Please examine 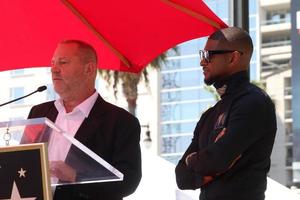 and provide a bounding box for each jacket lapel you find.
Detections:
[45,103,58,123]
[74,95,107,146]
